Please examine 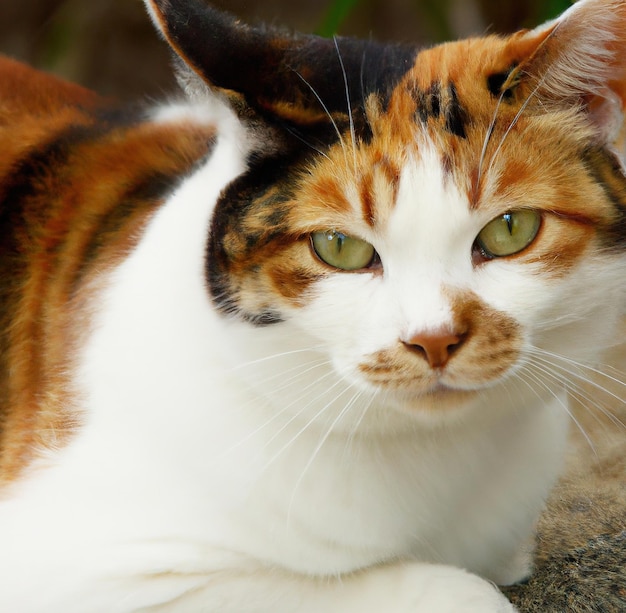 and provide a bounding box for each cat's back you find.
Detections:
[0,56,217,483]
[0,55,102,174]
[0,55,100,119]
